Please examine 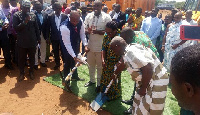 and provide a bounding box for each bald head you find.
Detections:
[70,10,81,26]
[120,27,135,44]
[70,10,81,18]
[174,12,182,23]
[110,36,127,56]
